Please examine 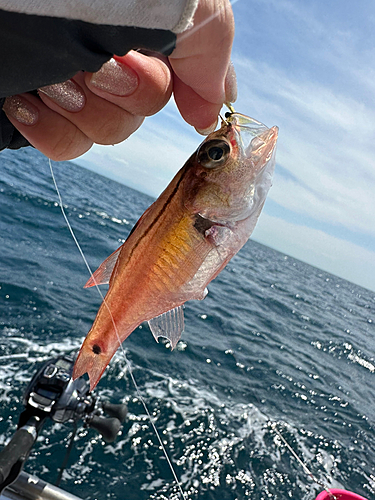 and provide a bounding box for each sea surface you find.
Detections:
[0,147,374,500]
